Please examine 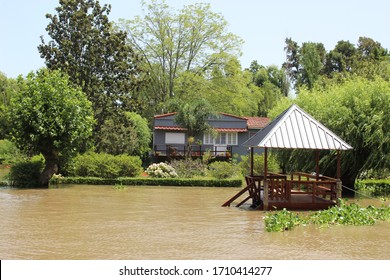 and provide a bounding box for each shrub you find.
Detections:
[9,158,44,188]
[146,162,178,178]
[208,161,239,179]
[170,159,207,178]
[355,179,390,197]
[0,139,24,164]
[66,152,142,178]
[239,153,280,176]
